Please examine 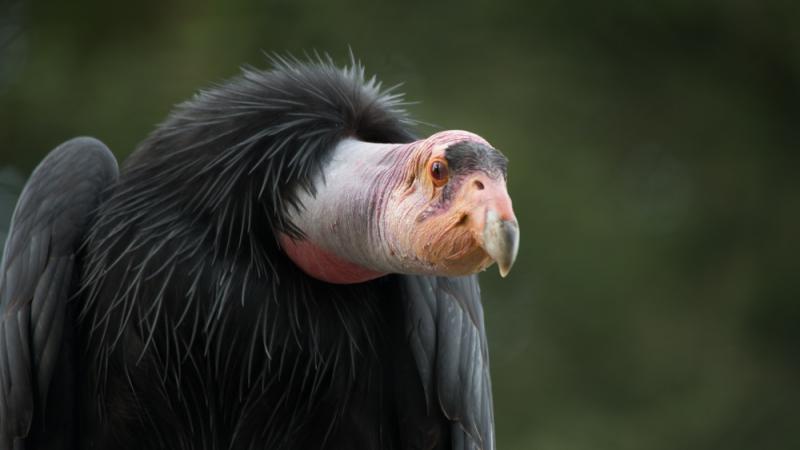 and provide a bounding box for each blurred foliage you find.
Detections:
[1,0,800,449]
